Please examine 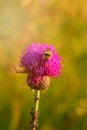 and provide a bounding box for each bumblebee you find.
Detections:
[43,50,52,60]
